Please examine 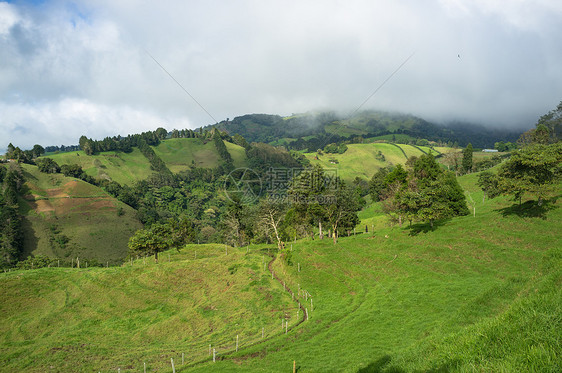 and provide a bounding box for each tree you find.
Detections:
[79,136,95,155]
[477,171,501,201]
[442,149,462,174]
[369,167,390,202]
[286,165,361,242]
[393,153,469,229]
[462,143,473,174]
[324,182,361,242]
[257,197,287,250]
[31,144,45,158]
[155,127,168,140]
[128,224,172,262]
[60,164,84,178]
[484,143,562,206]
[536,100,562,142]
[36,158,60,173]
